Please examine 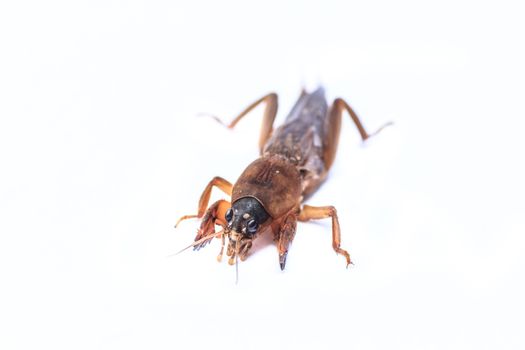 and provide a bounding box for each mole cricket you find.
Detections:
[175,87,391,271]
